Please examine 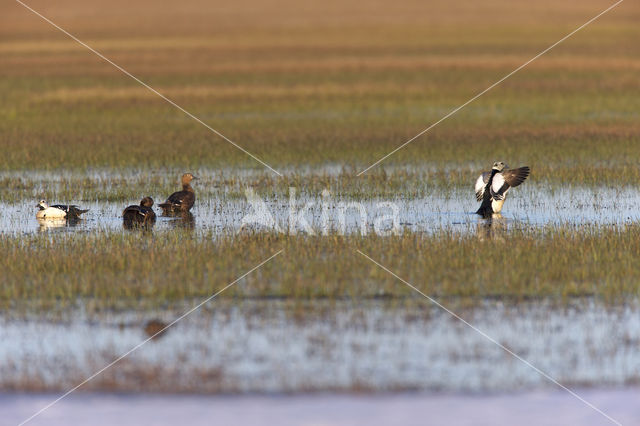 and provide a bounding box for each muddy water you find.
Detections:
[2,185,640,236]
